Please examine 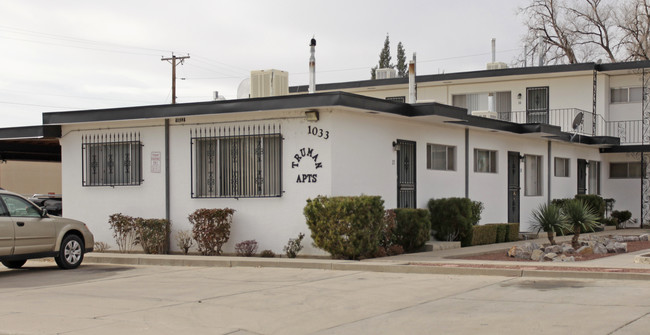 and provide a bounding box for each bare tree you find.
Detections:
[618,0,650,60]
[520,0,579,64]
[567,0,619,62]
